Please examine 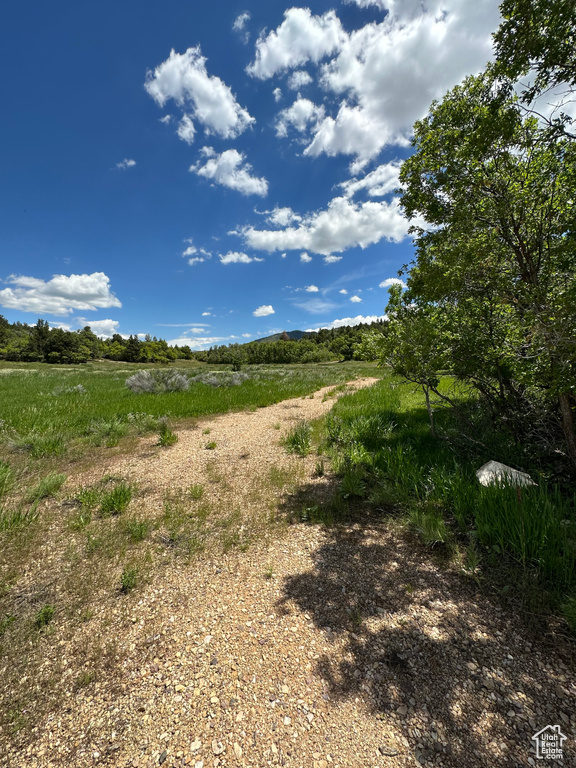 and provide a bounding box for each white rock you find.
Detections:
[476,461,536,488]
